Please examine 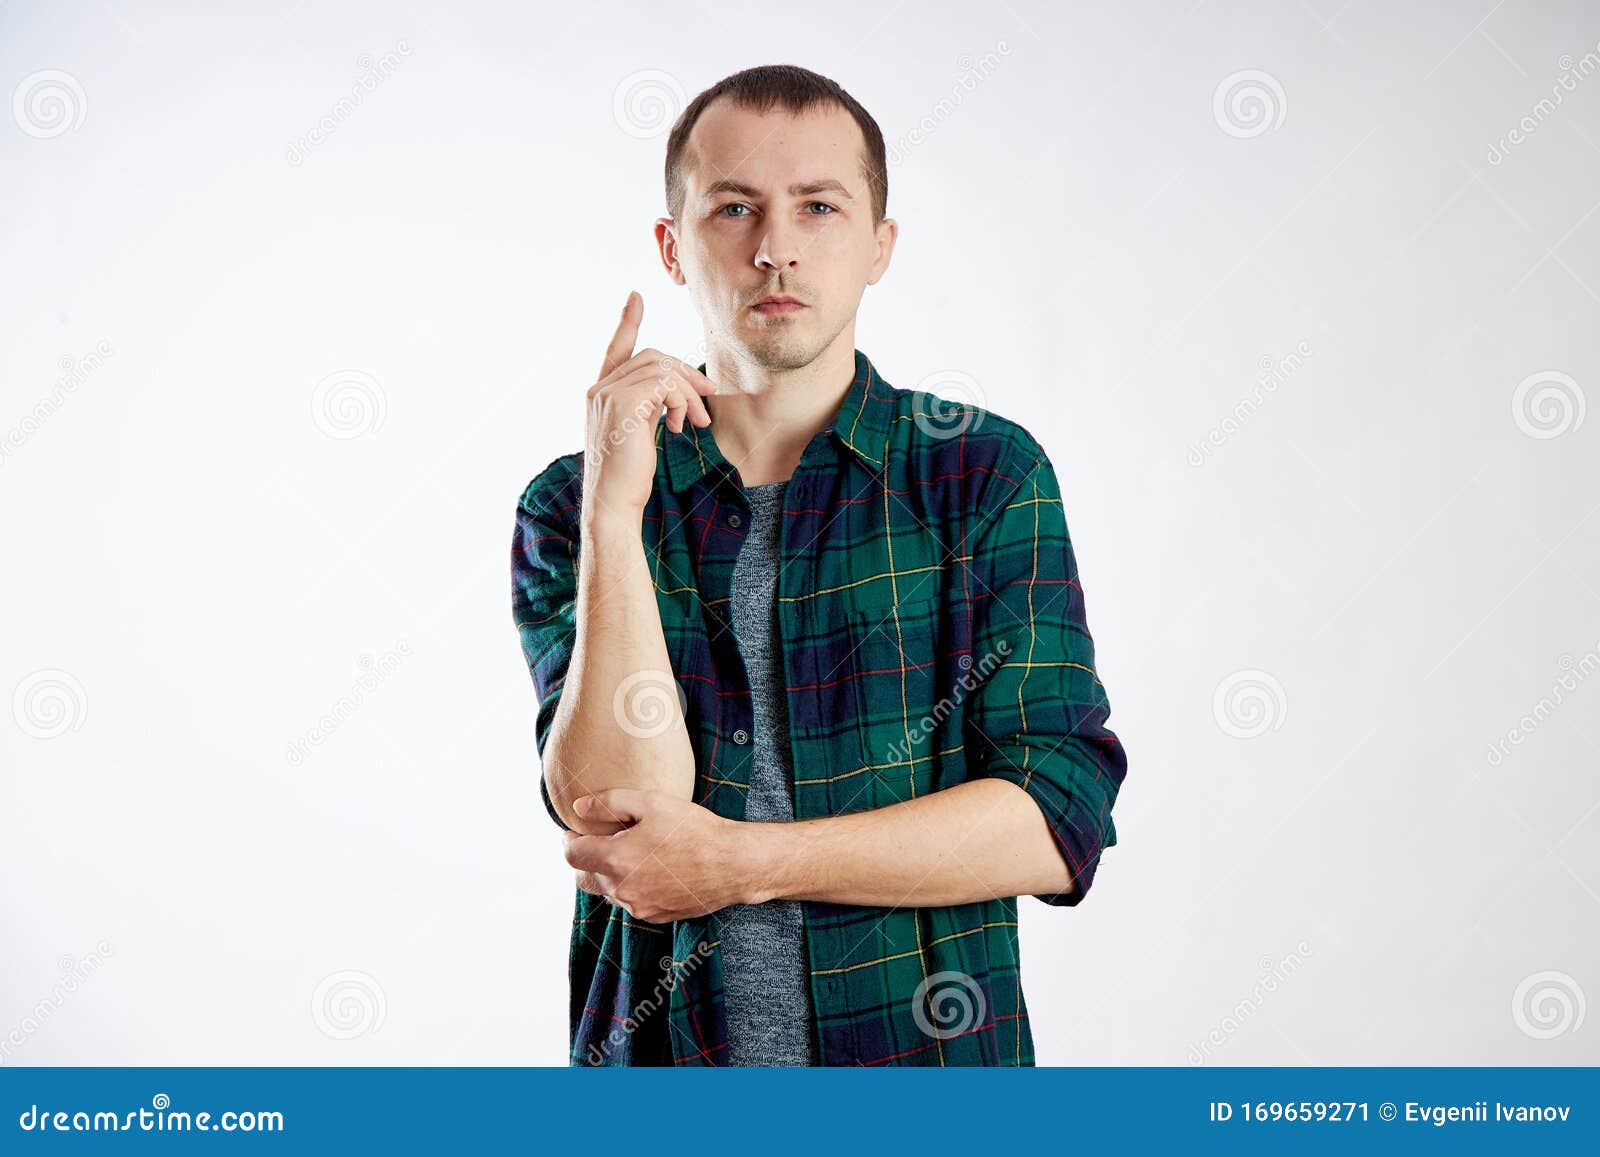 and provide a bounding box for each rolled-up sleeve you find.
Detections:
[510,457,584,832]
[961,443,1127,906]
